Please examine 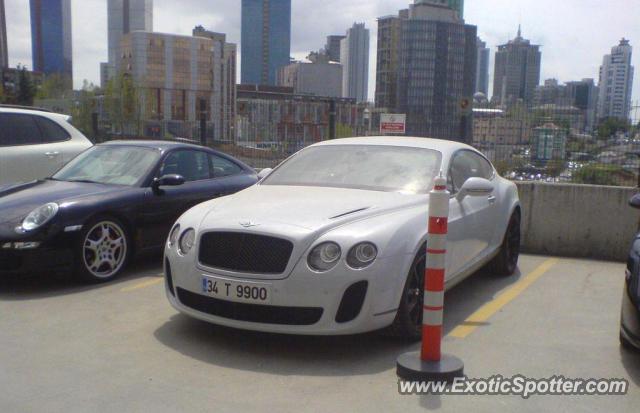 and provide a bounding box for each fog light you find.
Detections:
[13,242,41,250]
